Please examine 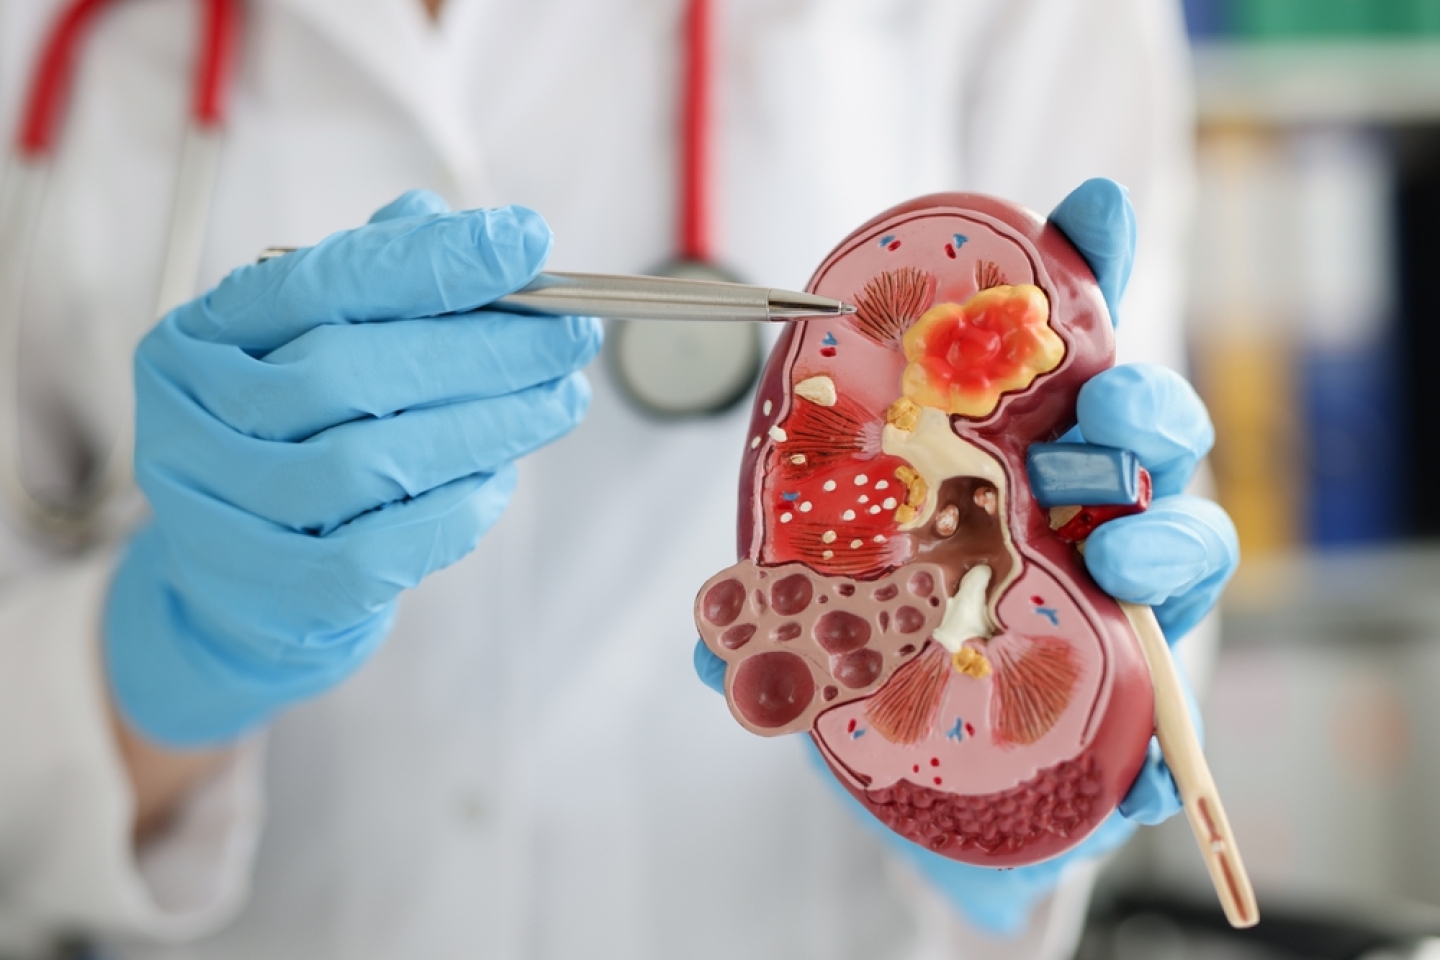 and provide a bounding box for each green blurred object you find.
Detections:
[1224,0,1440,37]
[1236,0,1368,37]
[1411,0,1440,33]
